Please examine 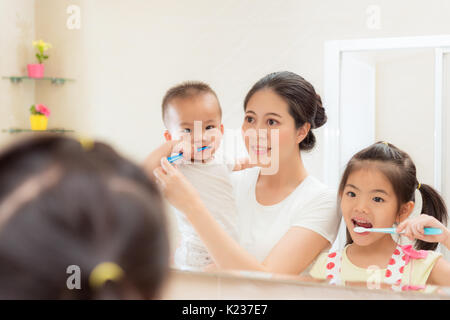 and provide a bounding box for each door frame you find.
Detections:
[323,35,450,192]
